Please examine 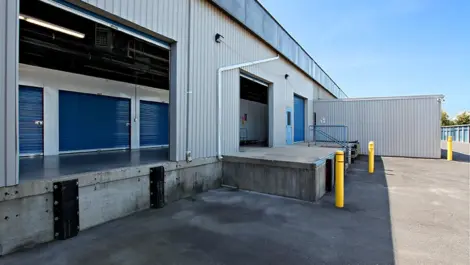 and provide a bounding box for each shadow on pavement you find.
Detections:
[441,149,470,163]
[320,155,396,264]
[2,155,397,265]
[441,141,470,163]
